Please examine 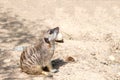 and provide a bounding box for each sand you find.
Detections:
[0,0,120,80]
